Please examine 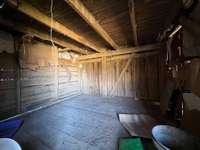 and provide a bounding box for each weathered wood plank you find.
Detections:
[0,16,88,54]
[80,55,160,101]
[78,43,163,60]
[7,0,103,52]
[129,0,139,46]
[66,0,119,49]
